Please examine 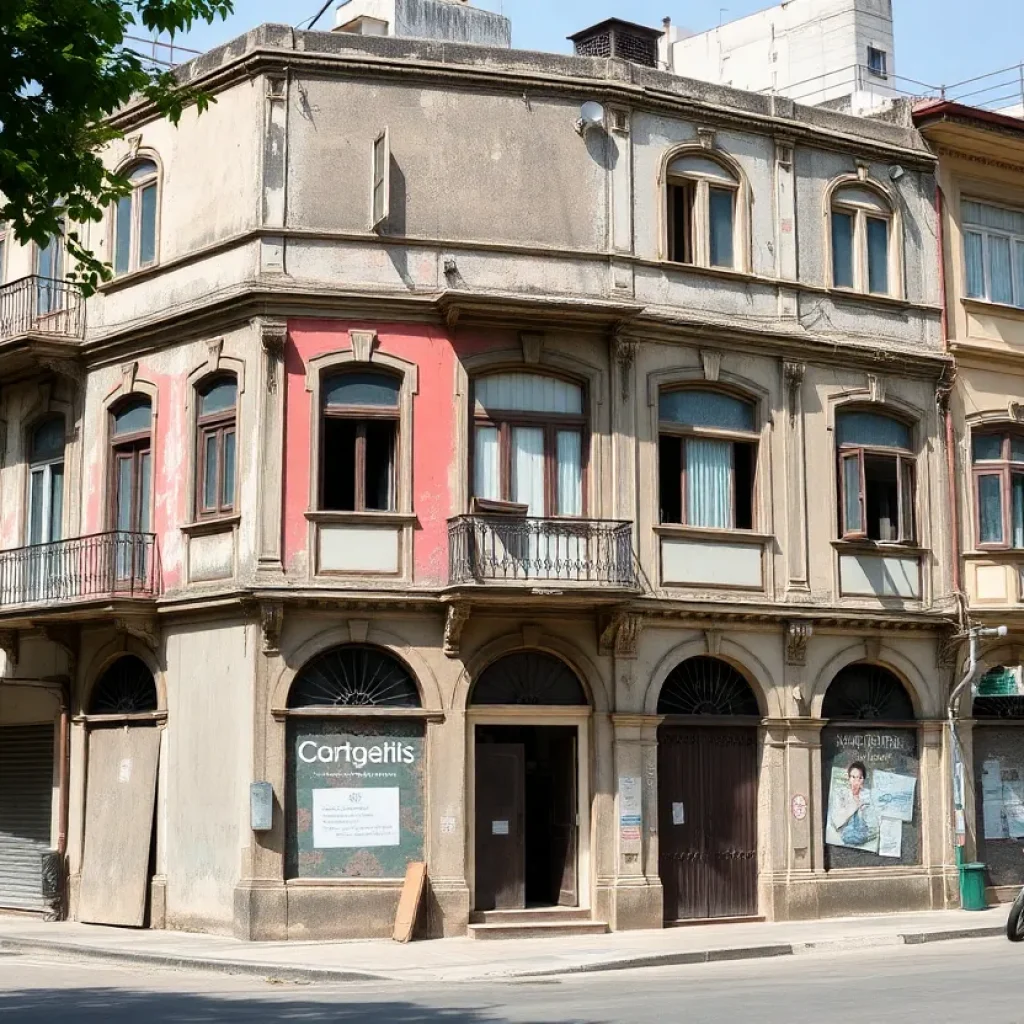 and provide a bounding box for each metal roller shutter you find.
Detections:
[0,725,55,912]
